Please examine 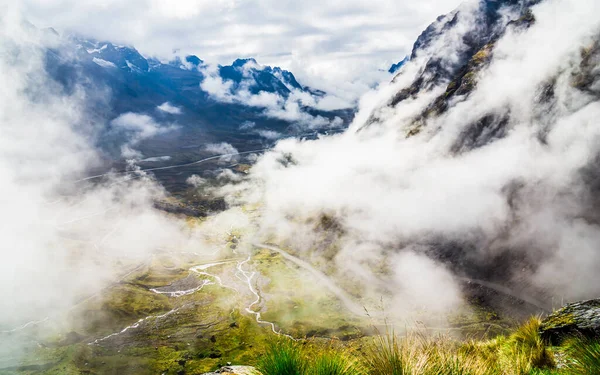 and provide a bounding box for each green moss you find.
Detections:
[445,81,458,97]
[541,312,575,331]
[472,47,491,65]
